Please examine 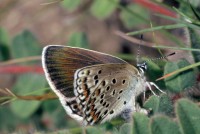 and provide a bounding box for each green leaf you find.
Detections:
[150,116,181,134]
[176,99,200,134]
[61,0,81,12]
[111,127,120,134]
[153,45,200,52]
[127,24,186,36]
[11,30,41,59]
[120,4,149,28]
[99,122,114,131]
[178,0,200,10]
[10,74,46,119]
[146,60,165,88]
[68,32,89,48]
[177,0,195,18]
[189,2,200,20]
[132,113,150,134]
[188,0,200,8]
[90,0,118,20]
[86,127,104,134]
[164,59,195,92]
[144,95,173,116]
[156,95,173,116]
[0,107,21,132]
[189,28,200,70]
[119,123,131,134]
[42,99,61,114]
[42,100,75,129]
[144,96,159,114]
[0,28,10,61]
